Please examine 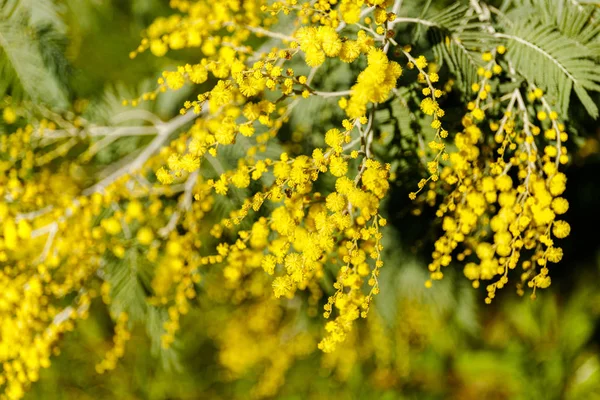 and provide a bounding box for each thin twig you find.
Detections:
[244,25,295,42]
[313,90,352,98]
[82,110,200,195]
[159,170,199,238]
